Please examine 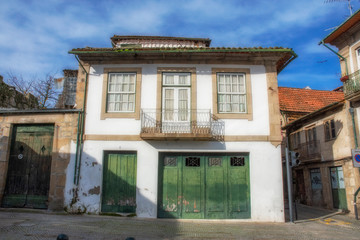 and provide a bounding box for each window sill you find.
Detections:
[213,112,253,120]
[100,112,139,120]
